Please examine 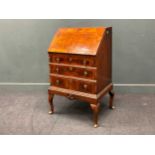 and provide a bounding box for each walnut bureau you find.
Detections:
[47,27,114,128]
